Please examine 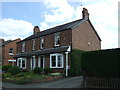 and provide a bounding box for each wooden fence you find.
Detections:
[84,76,120,89]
